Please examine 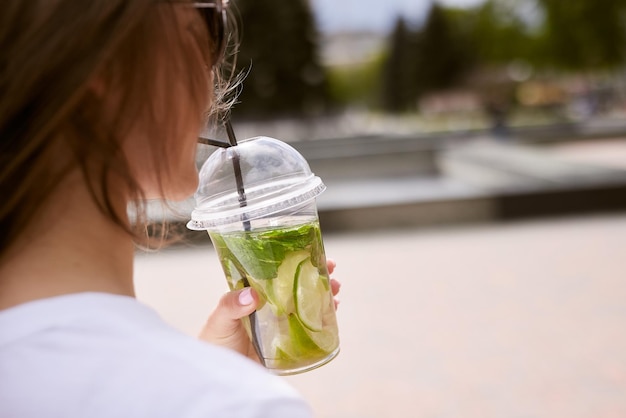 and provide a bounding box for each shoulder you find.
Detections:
[0,293,313,418]
[132,326,300,401]
[124,338,313,418]
[92,303,312,417]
